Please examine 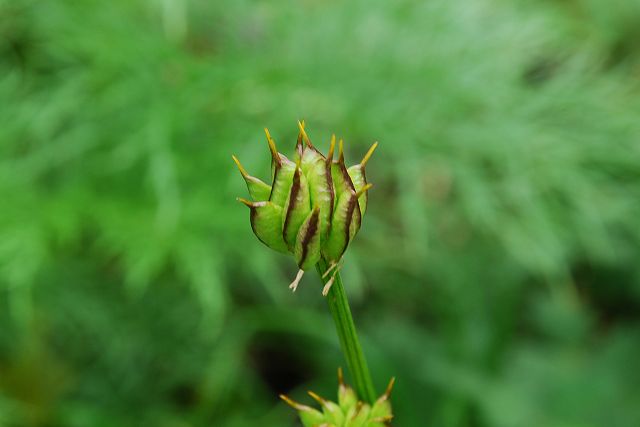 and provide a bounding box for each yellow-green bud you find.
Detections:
[234,122,377,295]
